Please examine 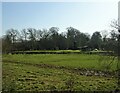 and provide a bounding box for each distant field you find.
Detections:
[2,54,118,91]
[12,50,81,54]
[3,54,117,71]
[16,50,81,52]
